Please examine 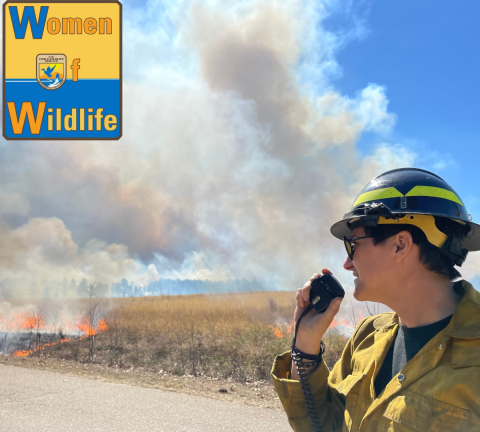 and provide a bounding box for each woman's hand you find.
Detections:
[293,269,343,355]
